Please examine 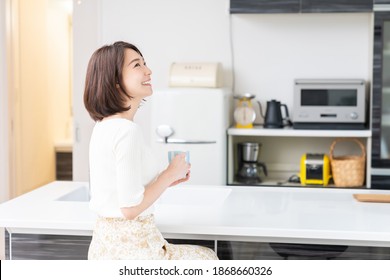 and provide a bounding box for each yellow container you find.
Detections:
[300,153,331,186]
